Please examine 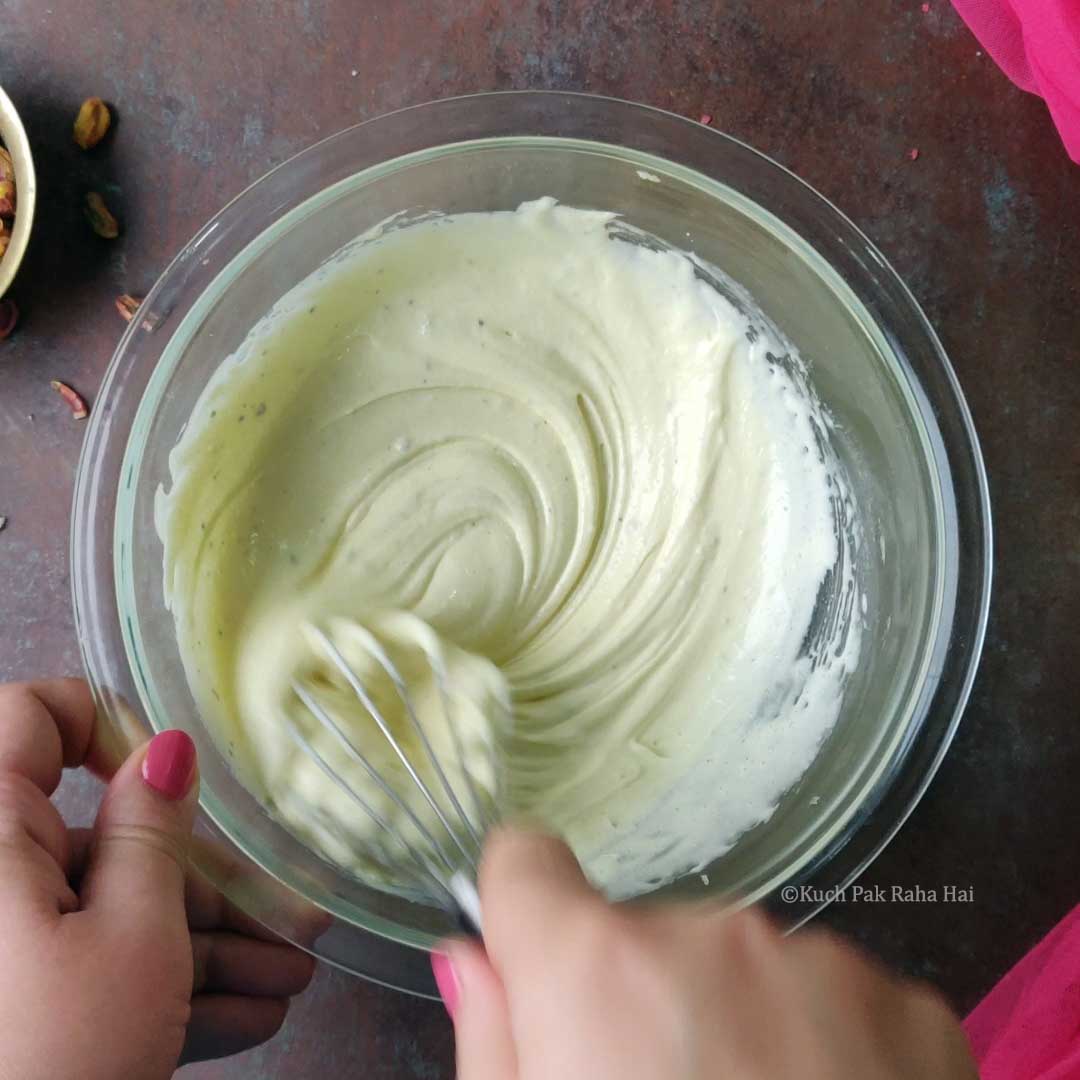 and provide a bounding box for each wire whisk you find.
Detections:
[283,620,498,933]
